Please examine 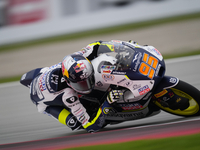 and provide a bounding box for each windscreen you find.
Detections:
[97,41,135,71]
